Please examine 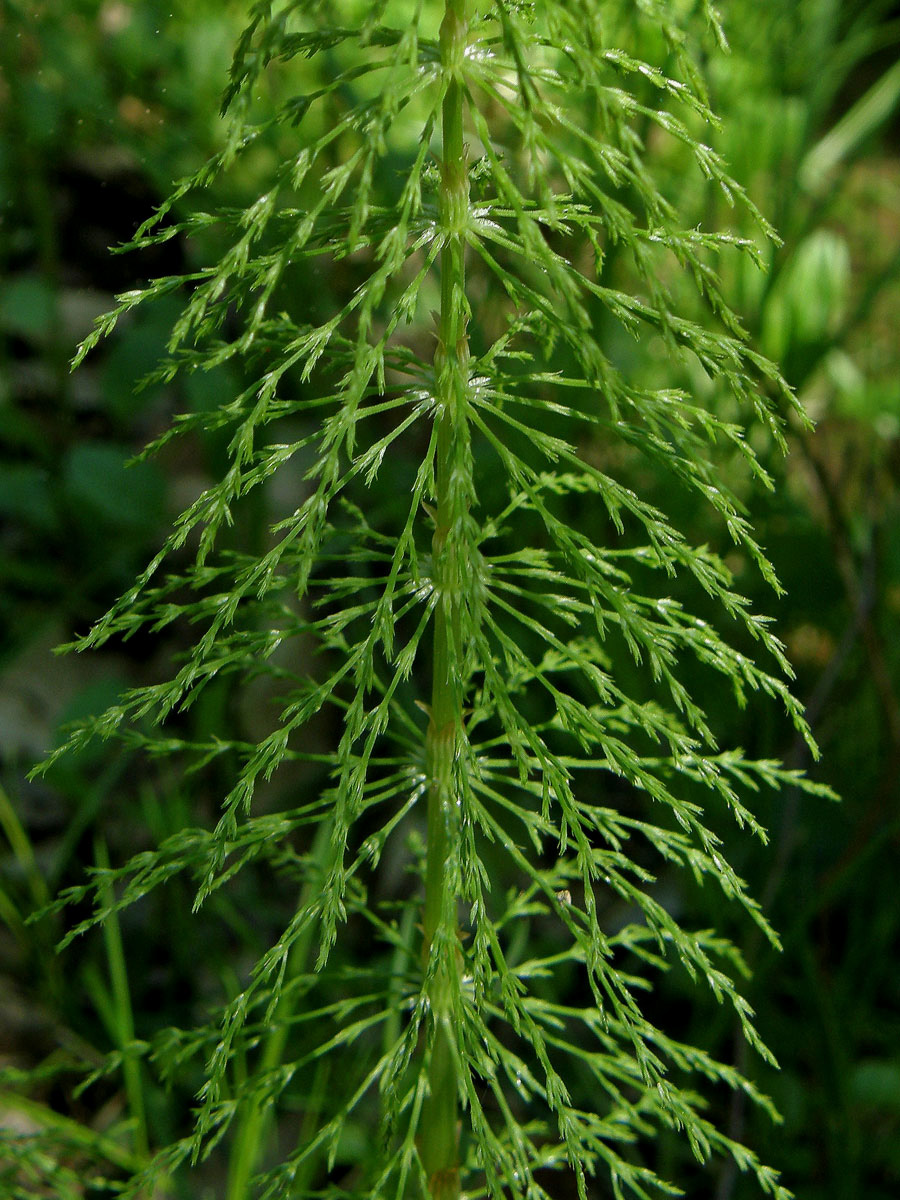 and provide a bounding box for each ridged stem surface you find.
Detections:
[420,2,471,1196]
